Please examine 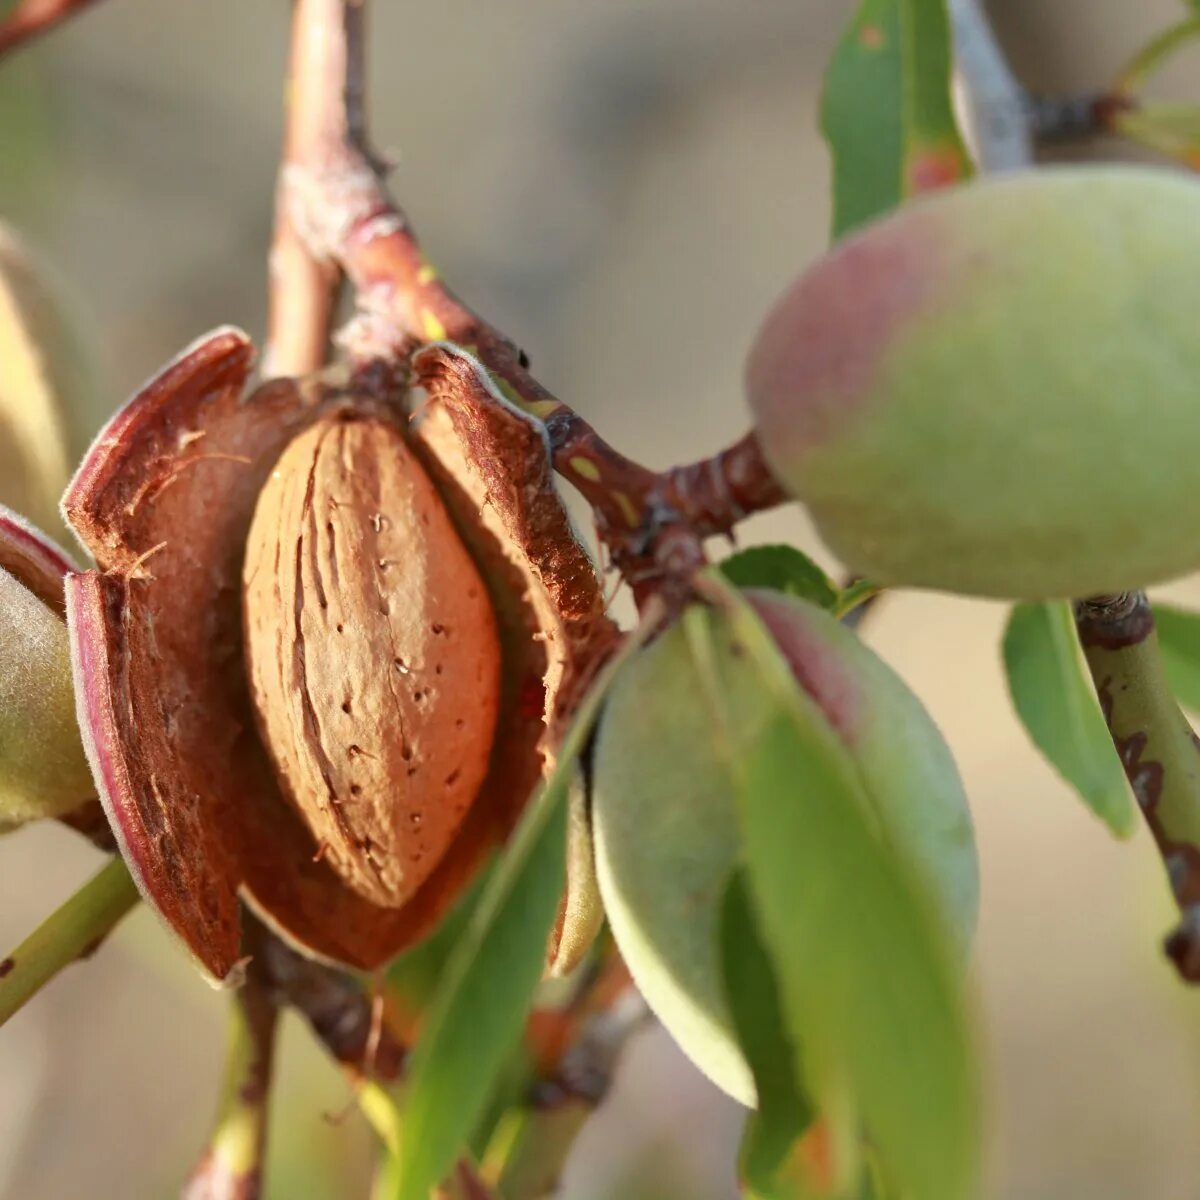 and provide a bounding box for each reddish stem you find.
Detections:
[282,0,786,604]
[0,0,101,55]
